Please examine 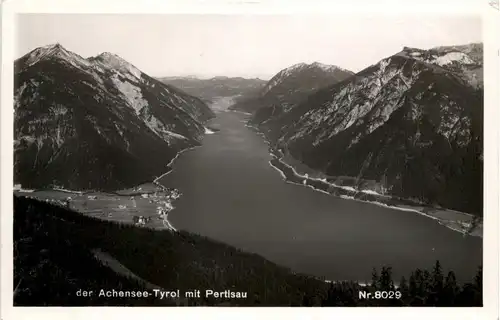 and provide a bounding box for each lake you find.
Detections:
[160,99,482,283]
